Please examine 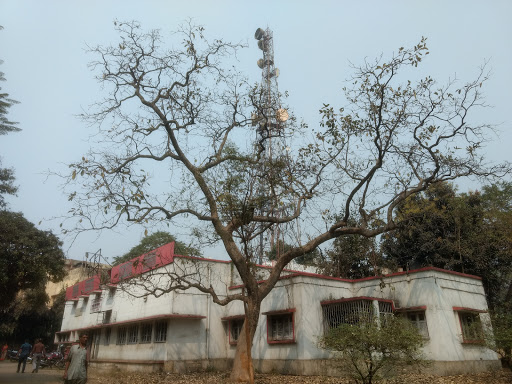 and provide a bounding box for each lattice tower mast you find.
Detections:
[254,27,290,264]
